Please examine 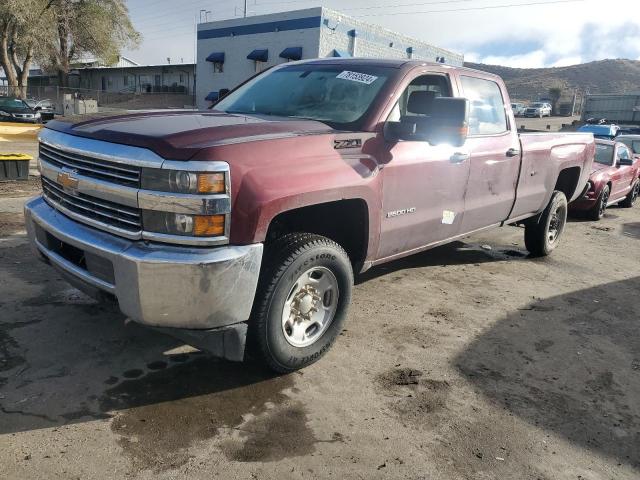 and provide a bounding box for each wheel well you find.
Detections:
[266,200,369,267]
[554,167,582,200]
